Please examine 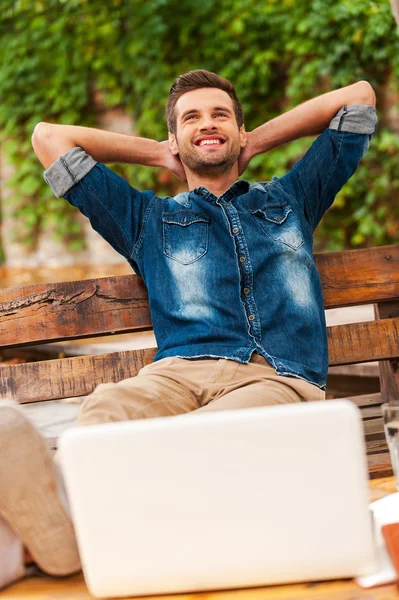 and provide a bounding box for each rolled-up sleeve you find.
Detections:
[279,105,378,231]
[43,147,97,198]
[328,104,377,135]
